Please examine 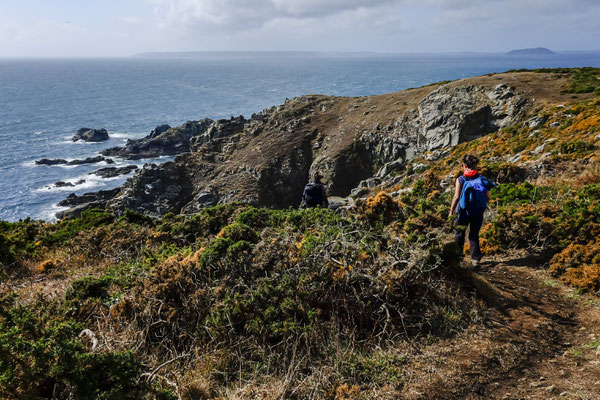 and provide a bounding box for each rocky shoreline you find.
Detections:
[48,71,584,220]
[52,77,534,219]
